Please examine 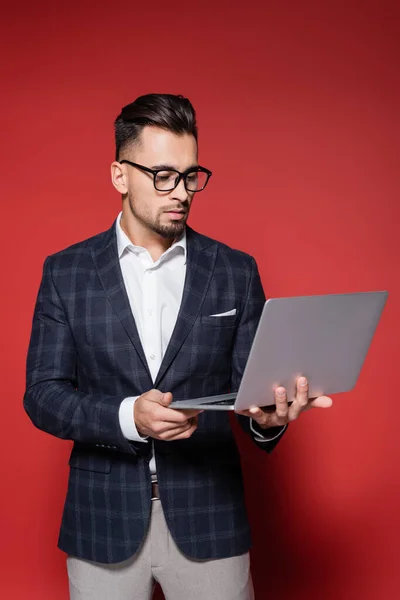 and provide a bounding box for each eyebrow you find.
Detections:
[150,163,199,171]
